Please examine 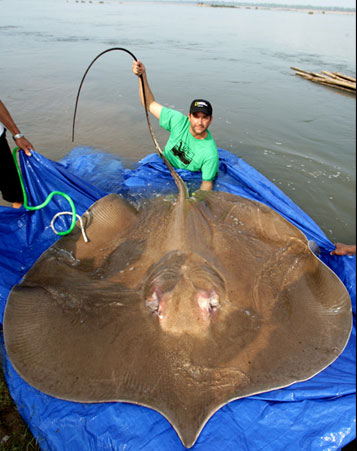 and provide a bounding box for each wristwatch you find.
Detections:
[13,133,24,140]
